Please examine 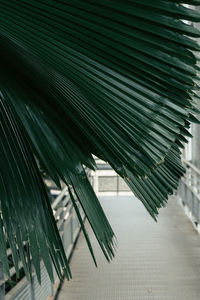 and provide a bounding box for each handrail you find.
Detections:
[178,159,200,230]
[52,186,68,209]
[0,185,84,300]
[182,158,200,176]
